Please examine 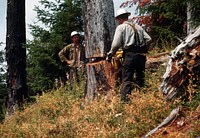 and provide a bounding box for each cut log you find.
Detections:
[160,25,200,100]
[146,52,170,69]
